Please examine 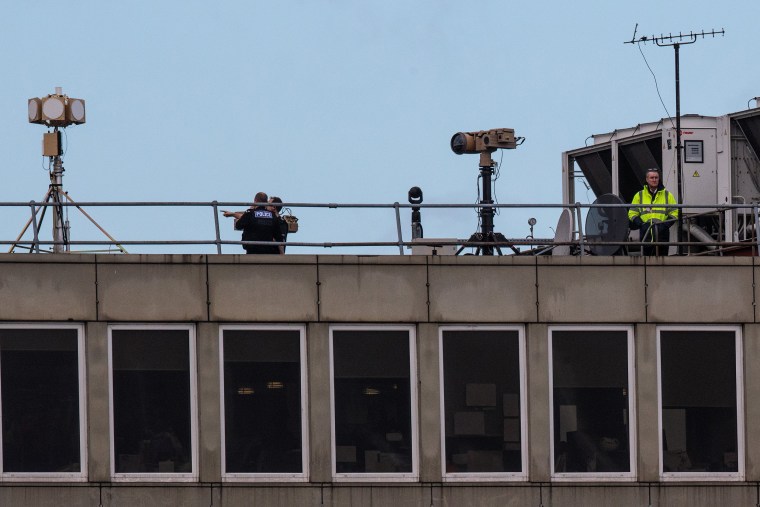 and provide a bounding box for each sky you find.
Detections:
[1,1,758,254]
